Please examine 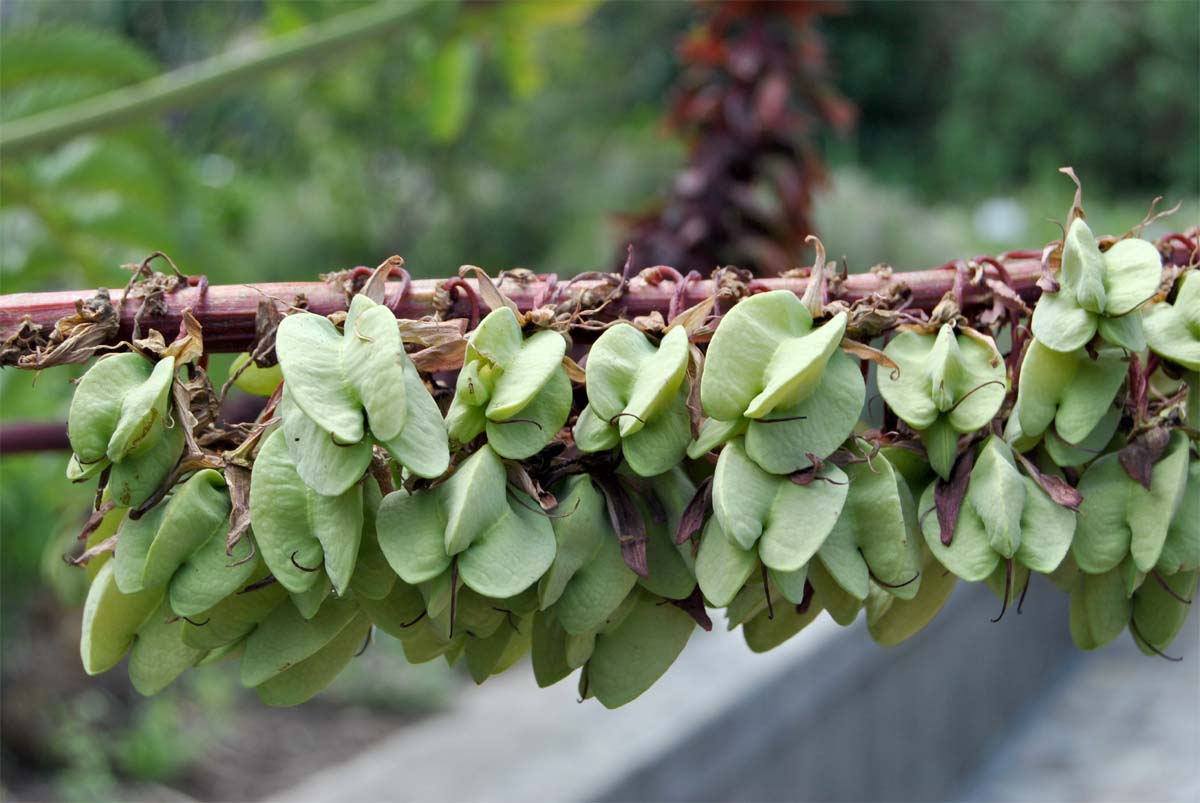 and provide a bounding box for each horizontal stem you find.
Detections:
[0,252,1047,355]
